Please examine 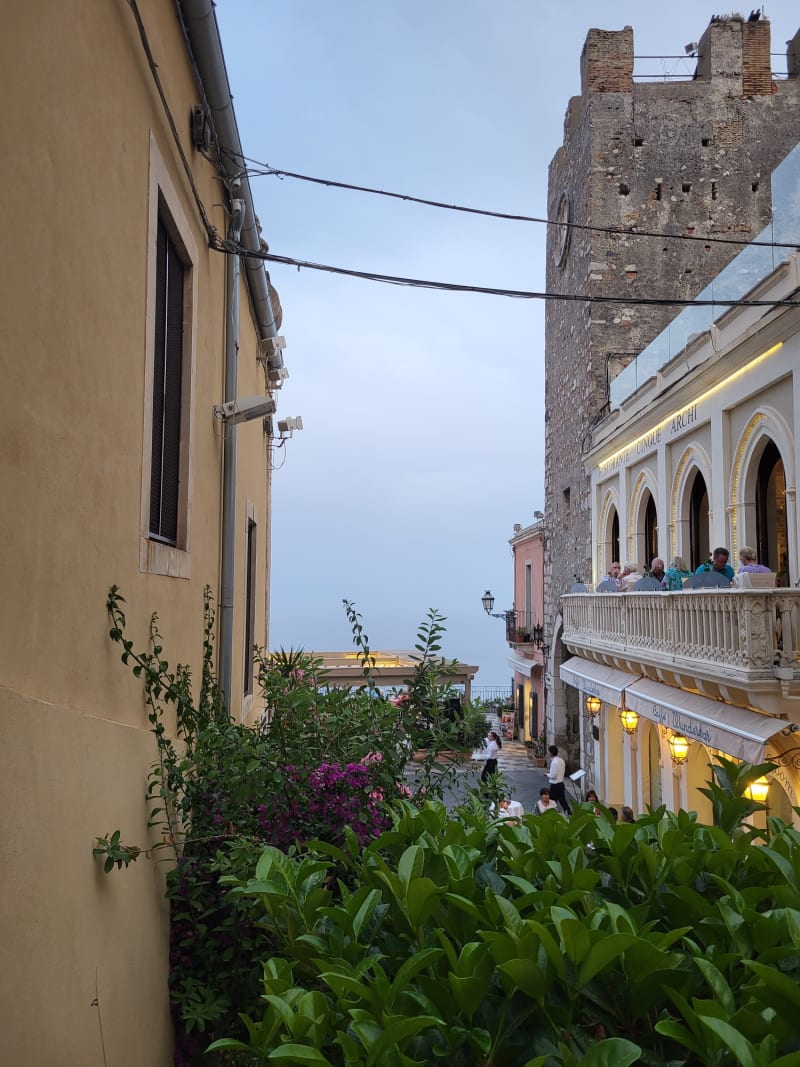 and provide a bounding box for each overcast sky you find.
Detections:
[215,1,799,689]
